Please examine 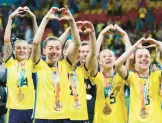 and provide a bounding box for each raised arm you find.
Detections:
[83,21,97,74]
[113,24,133,70]
[4,7,24,61]
[60,6,81,64]
[23,6,38,35]
[146,37,162,63]
[115,38,146,79]
[58,27,71,48]
[114,24,131,51]
[32,7,59,63]
[96,24,113,56]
